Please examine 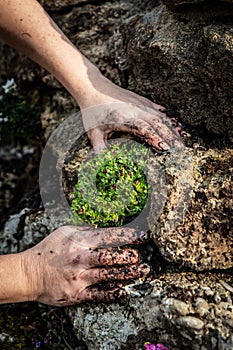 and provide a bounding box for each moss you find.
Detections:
[70,141,150,227]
